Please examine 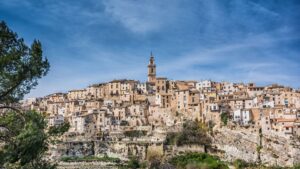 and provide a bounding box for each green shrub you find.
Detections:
[169,152,228,169]
[293,164,300,169]
[60,156,120,163]
[124,130,147,138]
[233,159,249,169]
[176,120,211,146]
[220,113,229,125]
[165,132,180,145]
[127,156,141,169]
